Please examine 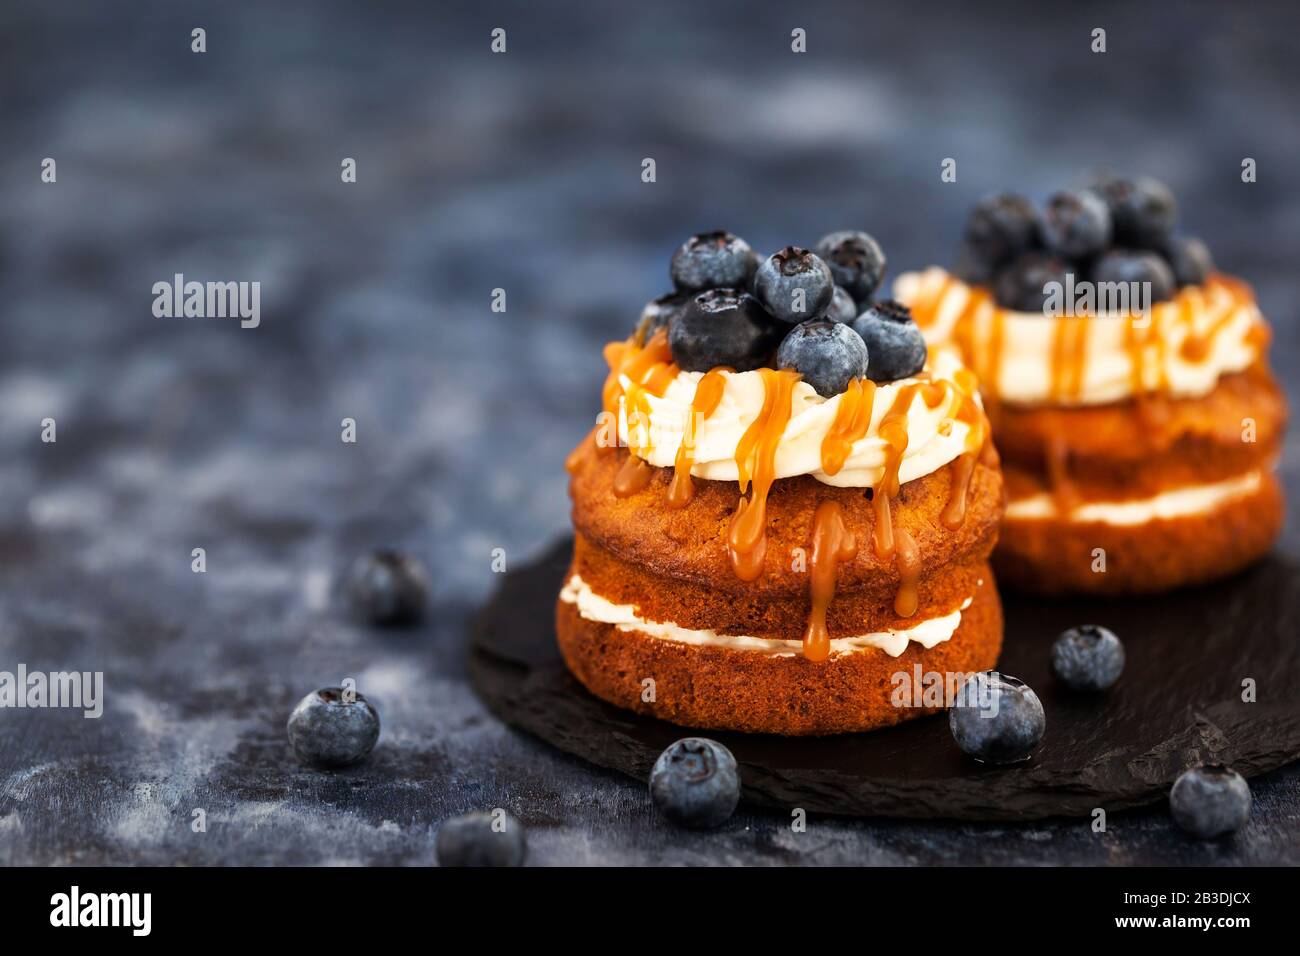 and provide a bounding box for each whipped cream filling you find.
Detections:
[1005,468,1264,526]
[894,267,1262,406]
[560,573,971,658]
[616,347,976,489]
